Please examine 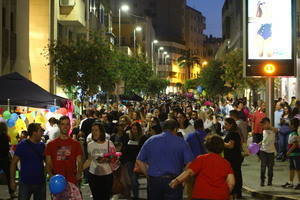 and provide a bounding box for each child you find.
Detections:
[260,117,276,186]
[282,118,300,189]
